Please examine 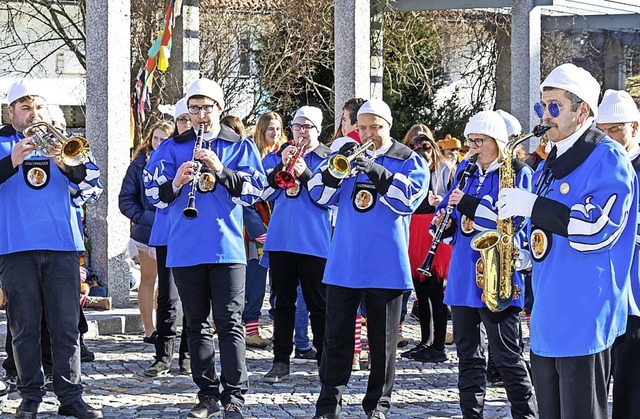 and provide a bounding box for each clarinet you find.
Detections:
[182,123,205,219]
[417,154,479,276]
